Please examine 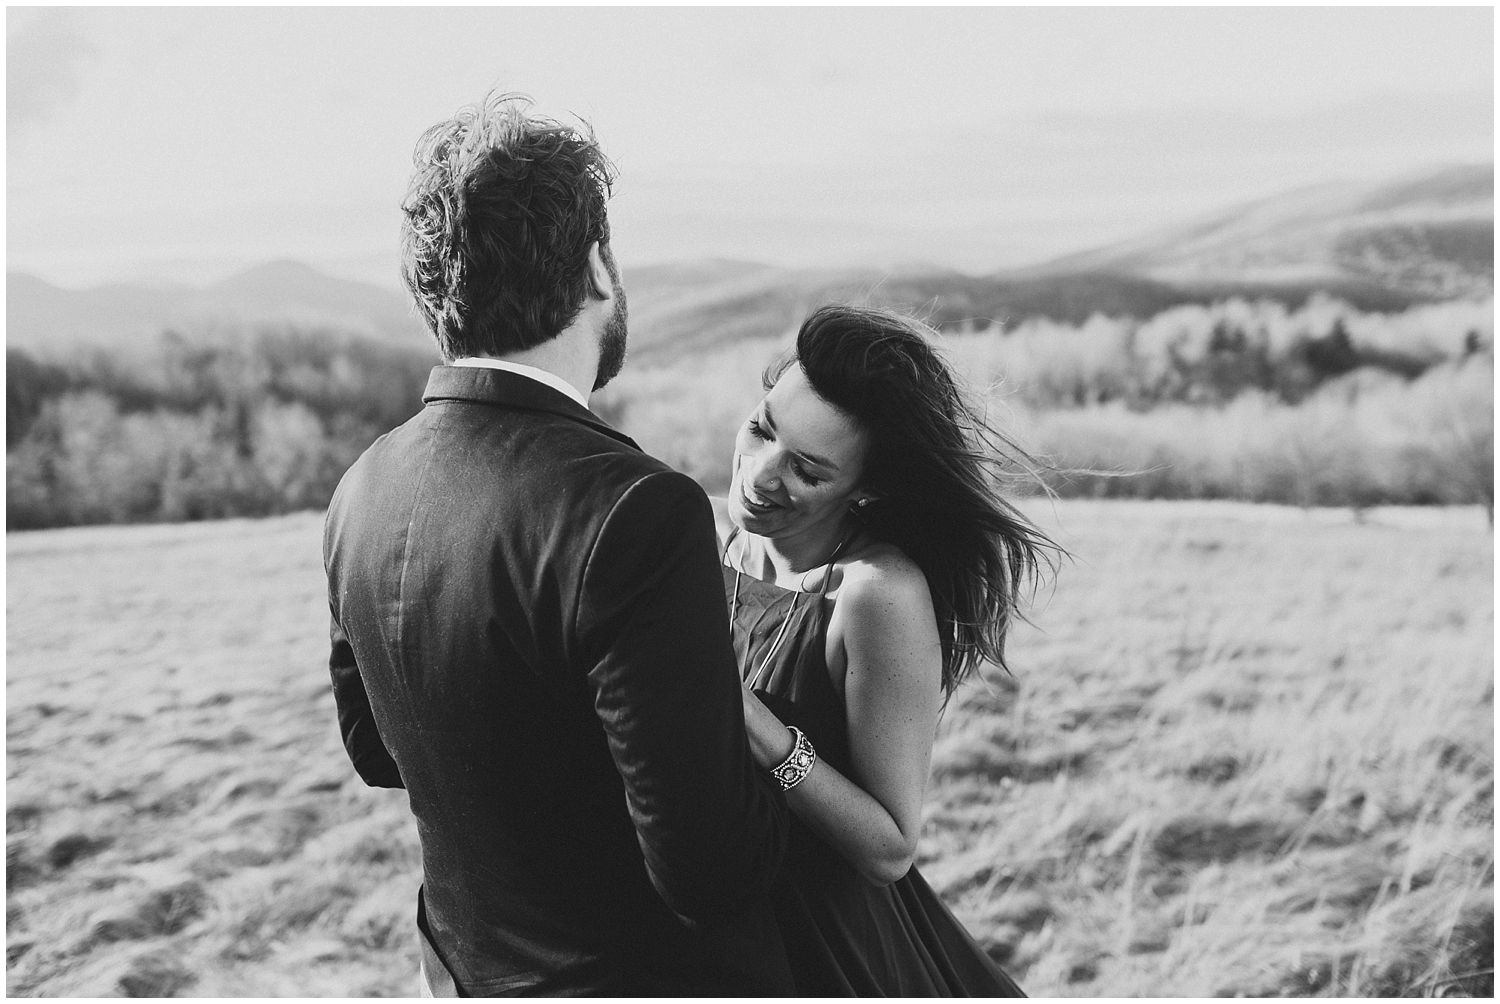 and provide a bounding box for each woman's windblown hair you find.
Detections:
[770,304,1061,698]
